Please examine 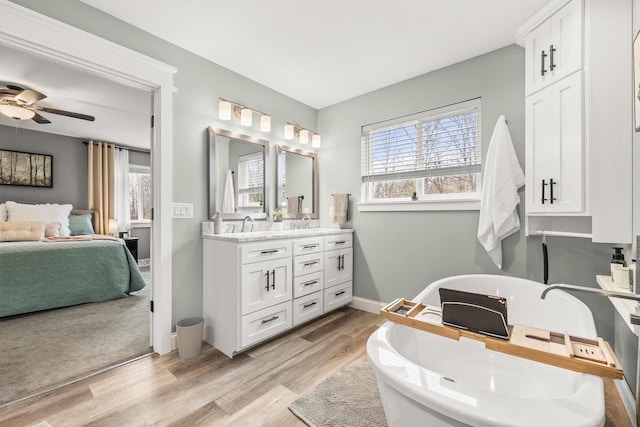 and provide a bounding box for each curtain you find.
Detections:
[88,141,115,234]
[114,148,130,233]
